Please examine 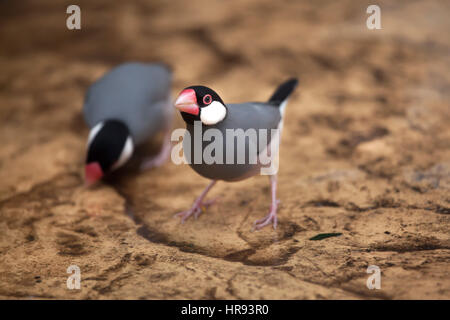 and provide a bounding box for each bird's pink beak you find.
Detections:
[174,89,199,115]
[85,162,104,186]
